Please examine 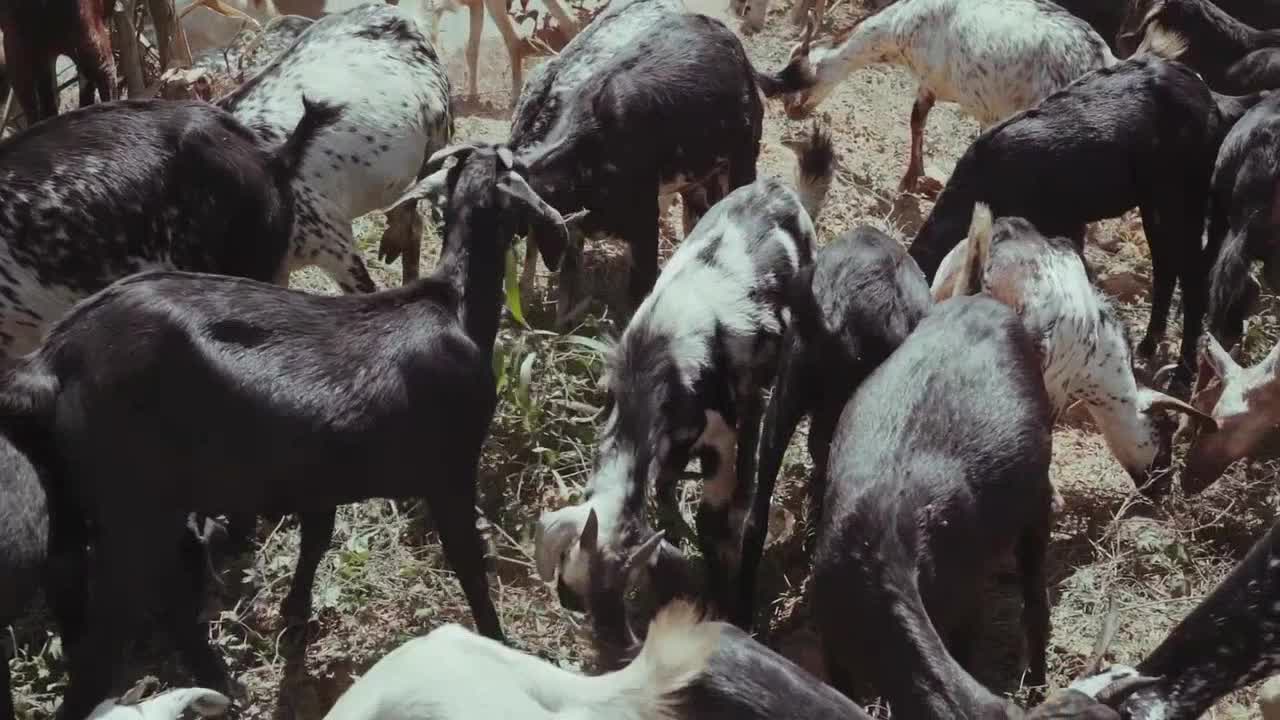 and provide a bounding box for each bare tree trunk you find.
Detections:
[112,0,147,96]
[147,0,192,71]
